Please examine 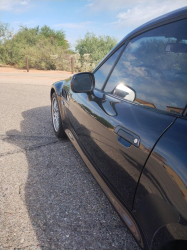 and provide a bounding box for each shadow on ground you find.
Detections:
[5,106,140,250]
